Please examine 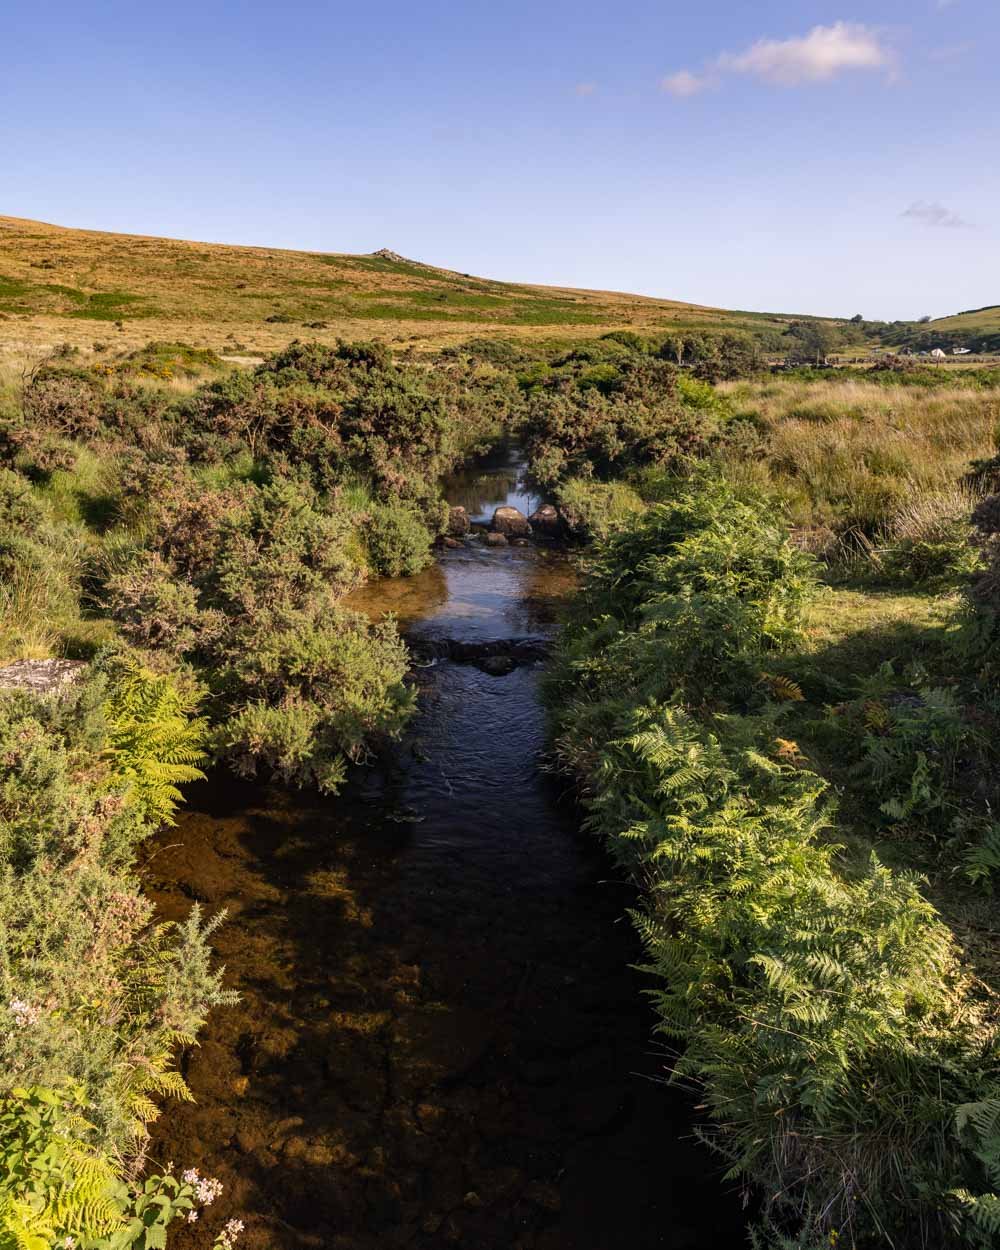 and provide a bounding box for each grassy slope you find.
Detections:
[932,305,1000,333]
[0,213,818,357]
